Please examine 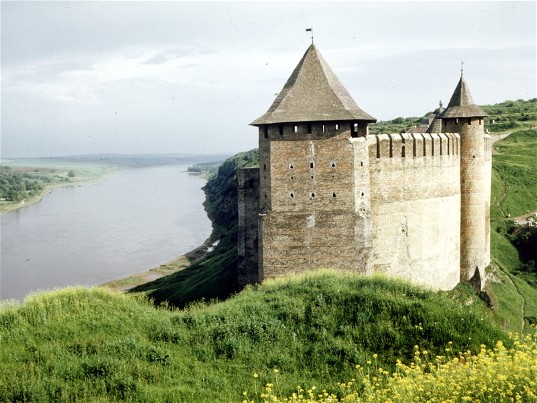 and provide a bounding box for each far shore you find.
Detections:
[0,165,117,215]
